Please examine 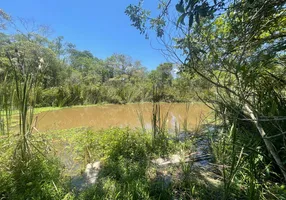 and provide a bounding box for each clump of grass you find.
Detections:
[0,131,73,200]
[9,157,71,200]
[77,128,152,163]
[135,88,174,157]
